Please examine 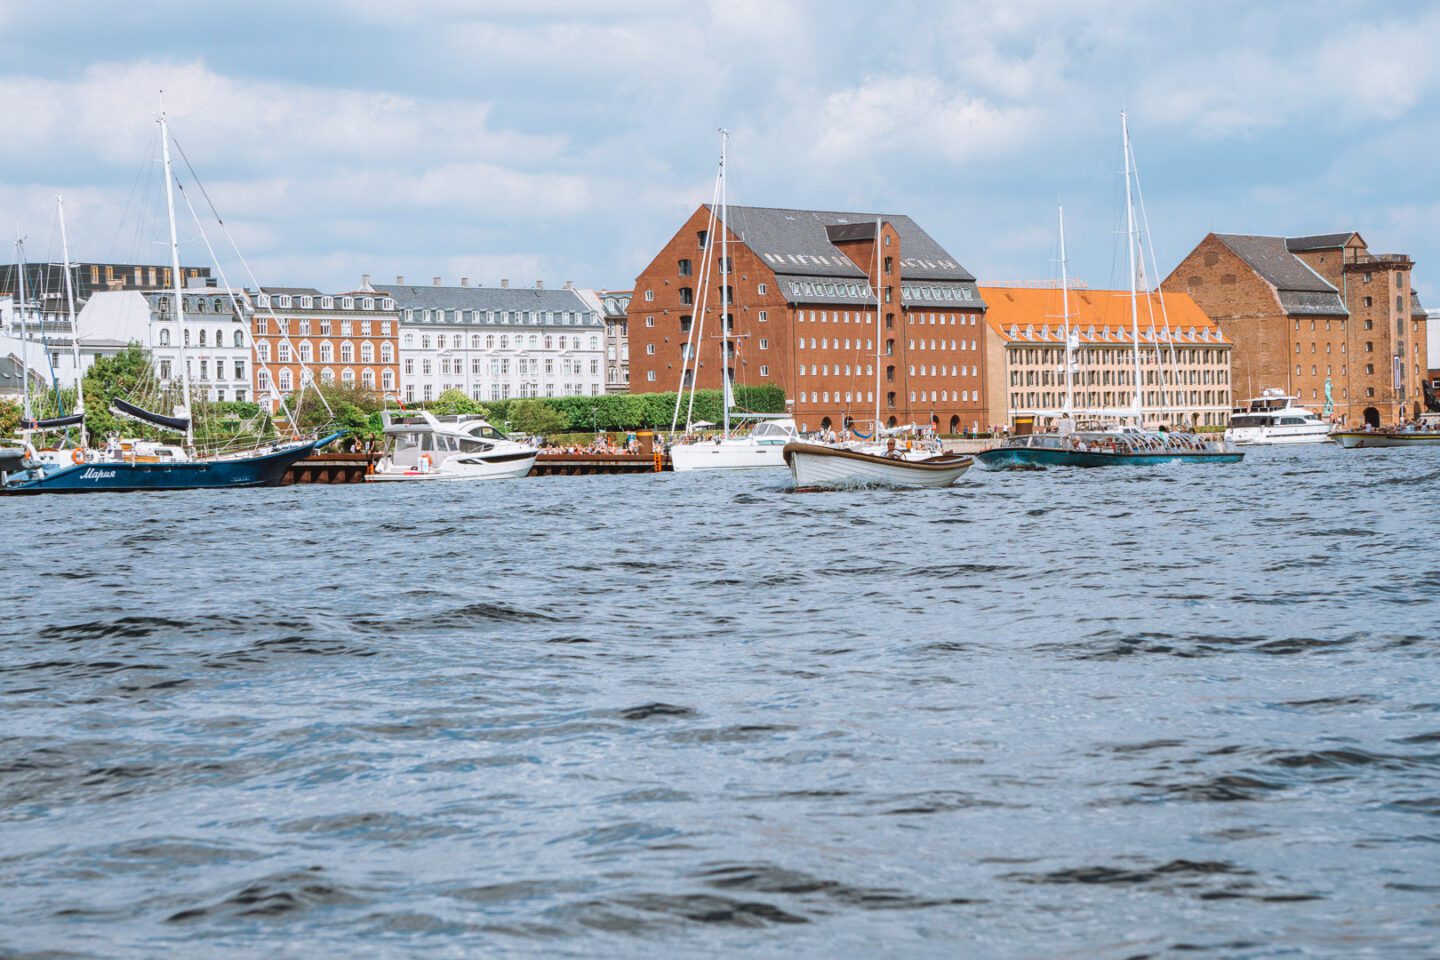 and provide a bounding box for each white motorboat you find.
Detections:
[784,439,972,489]
[371,410,537,481]
[1225,389,1332,445]
[669,419,799,472]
